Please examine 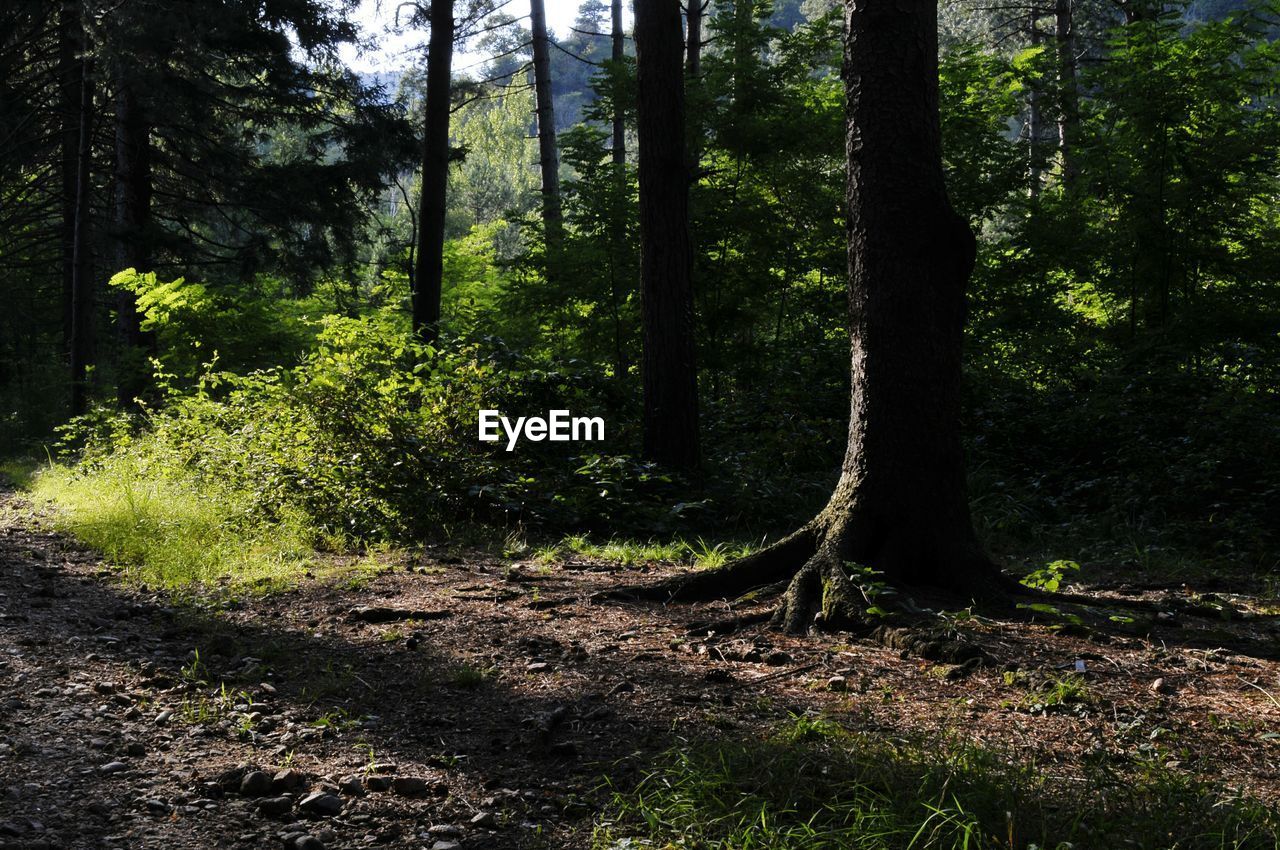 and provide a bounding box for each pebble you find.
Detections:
[430,843,461,850]
[471,810,496,828]
[98,761,127,775]
[826,675,848,692]
[293,835,325,850]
